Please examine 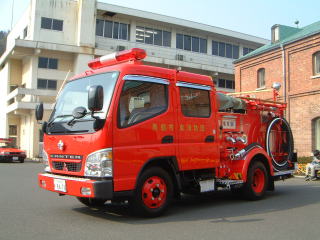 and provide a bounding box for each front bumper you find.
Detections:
[38,173,113,199]
[0,155,25,162]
